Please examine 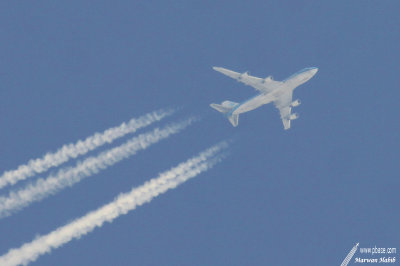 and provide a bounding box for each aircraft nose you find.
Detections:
[311,67,318,75]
